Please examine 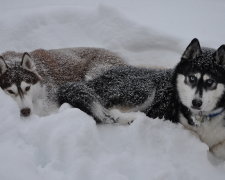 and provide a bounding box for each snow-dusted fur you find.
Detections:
[58,61,177,124]
[174,39,225,160]
[0,48,125,116]
[58,39,225,160]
